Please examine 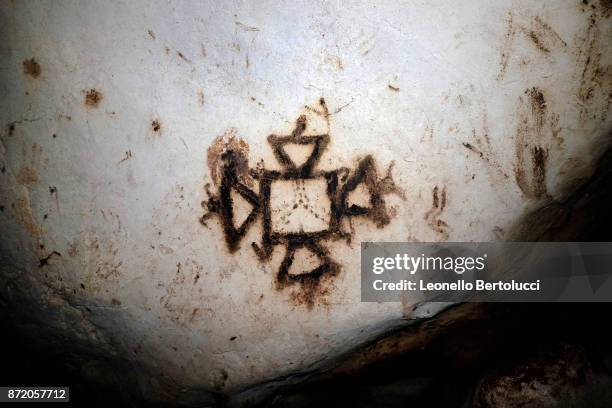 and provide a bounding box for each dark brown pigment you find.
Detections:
[38,250,61,268]
[425,185,449,239]
[201,98,402,307]
[514,87,550,199]
[84,89,103,107]
[23,58,41,78]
